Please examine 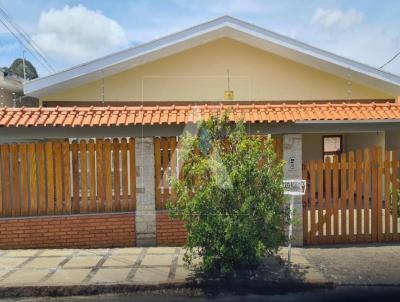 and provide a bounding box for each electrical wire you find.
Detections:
[379,50,400,69]
[0,5,55,73]
[0,7,55,71]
